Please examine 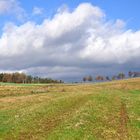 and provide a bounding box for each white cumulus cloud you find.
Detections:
[0,3,140,81]
[0,0,26,21]
[32,6,44,15]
